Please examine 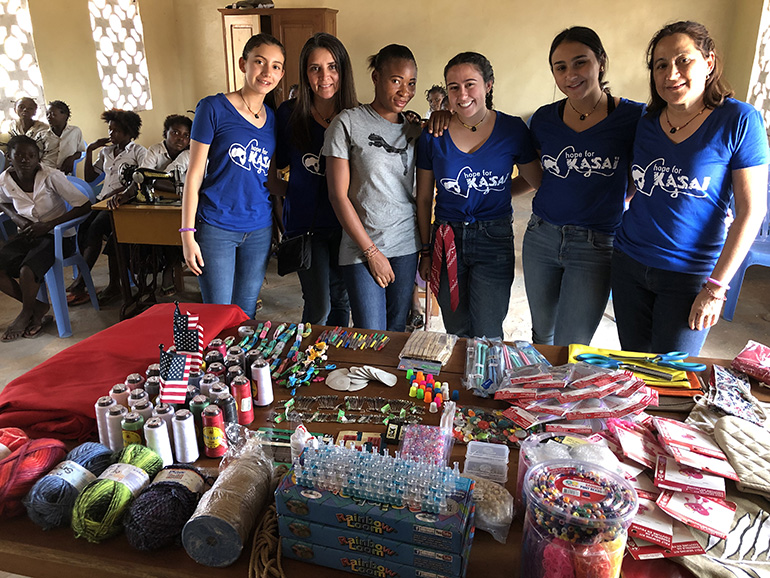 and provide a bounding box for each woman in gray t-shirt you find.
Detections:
[323,44,422,332]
